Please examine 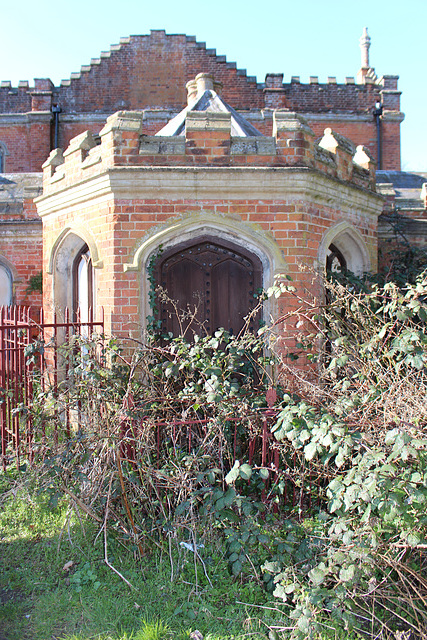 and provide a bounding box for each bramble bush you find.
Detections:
[11,271,427,639]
